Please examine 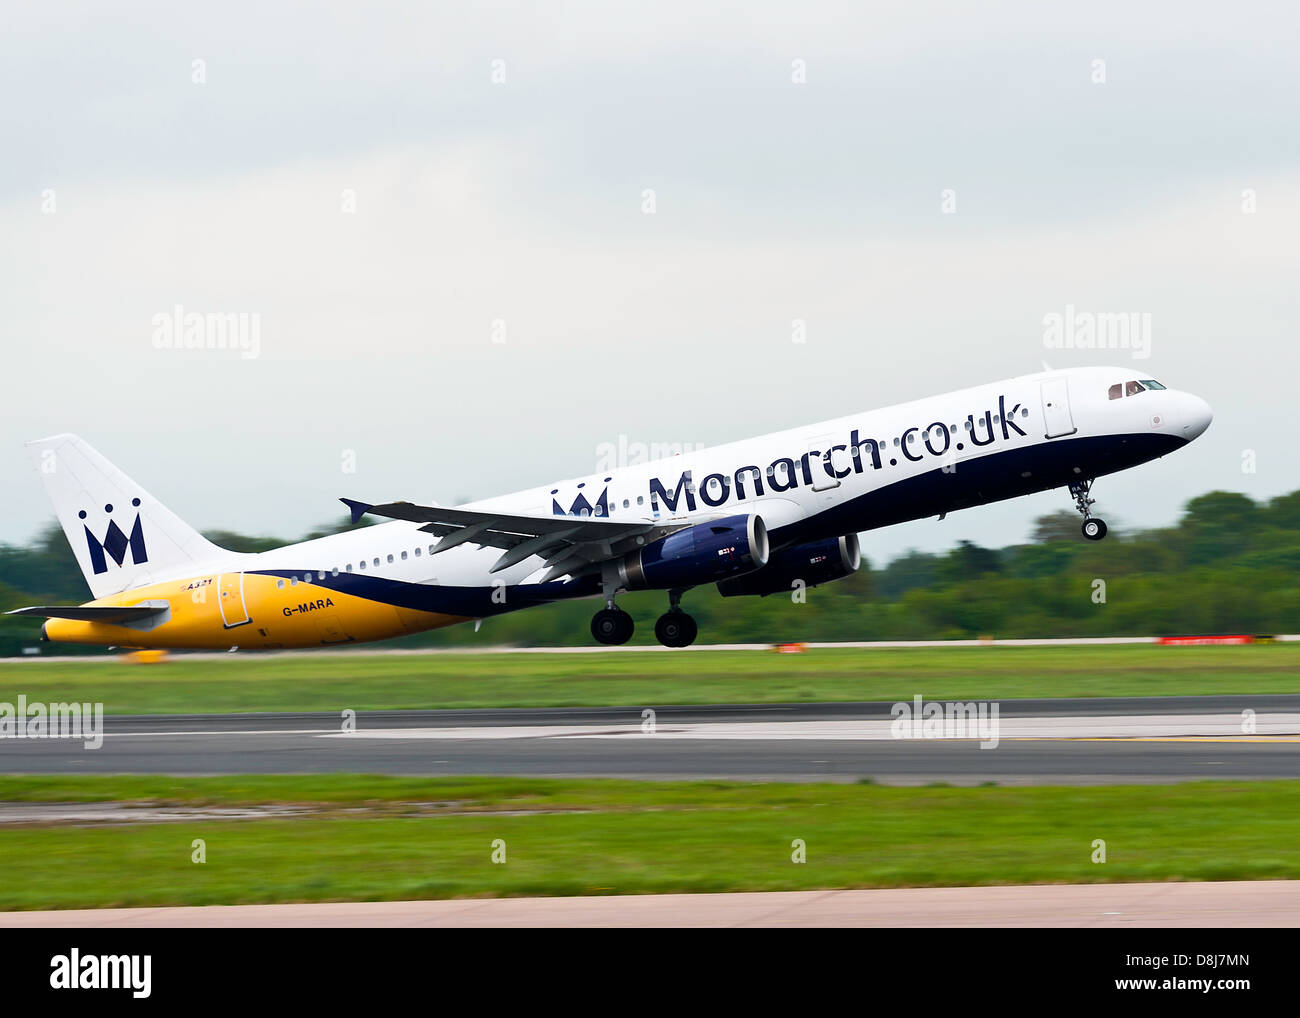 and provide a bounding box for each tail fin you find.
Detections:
[26,434,225,598]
